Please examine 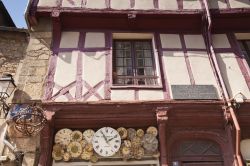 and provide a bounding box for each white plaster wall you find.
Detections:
[138,90,164,100]
[208,0,227,9]
[134,0,155,10]
[54,52,78,87]
[84,32,105,48]
[229,0,250,8]
[160,34,182,48]
[85,0,106,9]
[110,0,131,9]
[62,0,82,8]
[183,0,202,9]
[60,32,79,48]
[188,51,220,97]
[55,95,69,102]
[159,0,178,10]
[184,35,206,49]
[83,51,106,87]
[163,51,191,98]
[37,0,58,7]
[212,34,231,48]
[111,90,135,100]
[217,53,250,99]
